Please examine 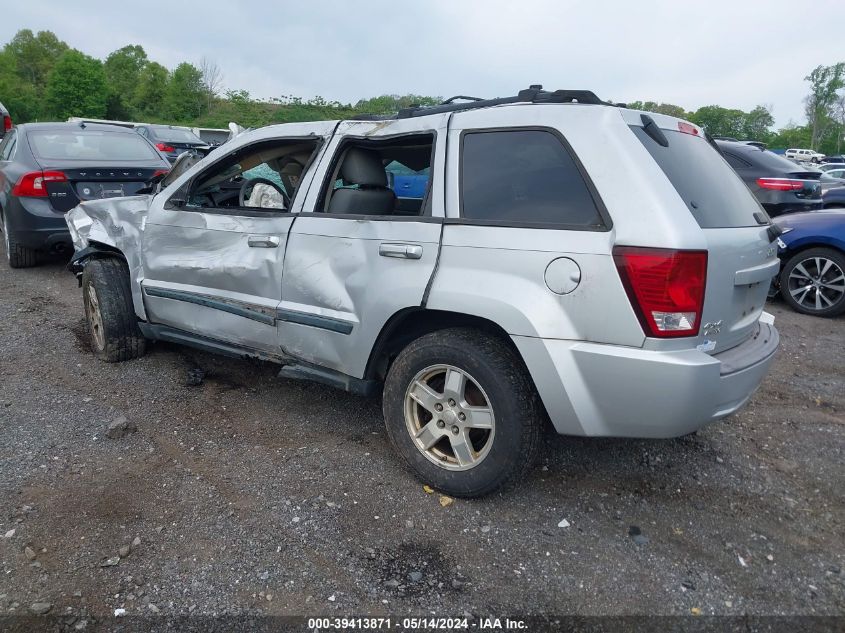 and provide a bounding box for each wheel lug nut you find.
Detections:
[451,425,459,435]
[436,420,445,429]
[448,399,456,407]
[435,403,443,412]
[458,413,466,421]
